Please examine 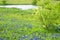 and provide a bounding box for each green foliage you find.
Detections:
[2,0,7,5]
[0,8,60,40]
[0,0,60,40]
[32,0,37,5]
[0,0,32,5]
[37,0,52,6]
[36,0,60,33]
[0,8,41,40]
